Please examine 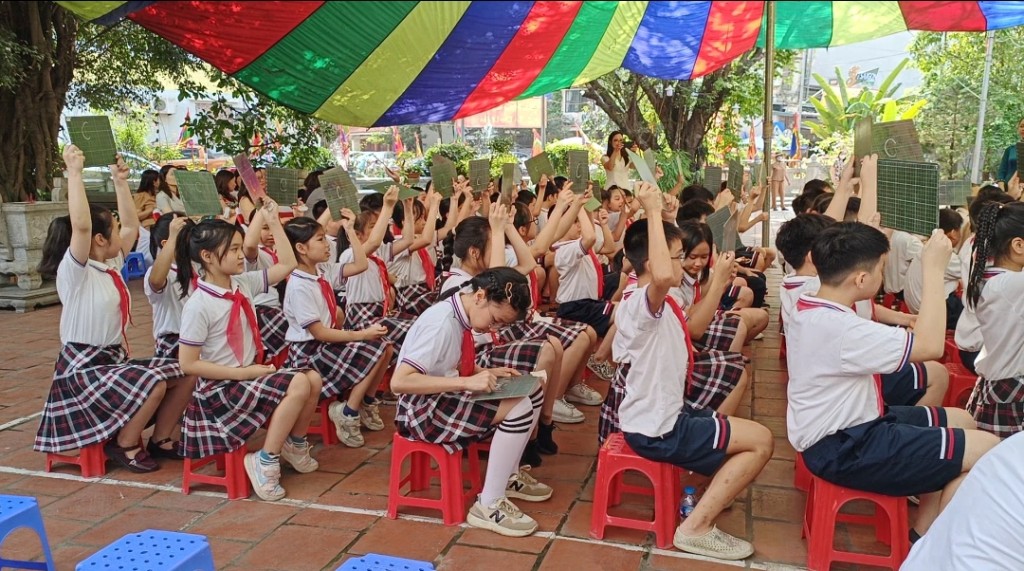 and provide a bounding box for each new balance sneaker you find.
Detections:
[552,398,584,424]
[673,525,754,561]
[328,402,365,448]
[586,356,616,382]
[243,452,286,501]
[565,382,603,406]
[506,467,553,502]
[467,497,538,537]
[359,401,385,431]
[281,438,319,473]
